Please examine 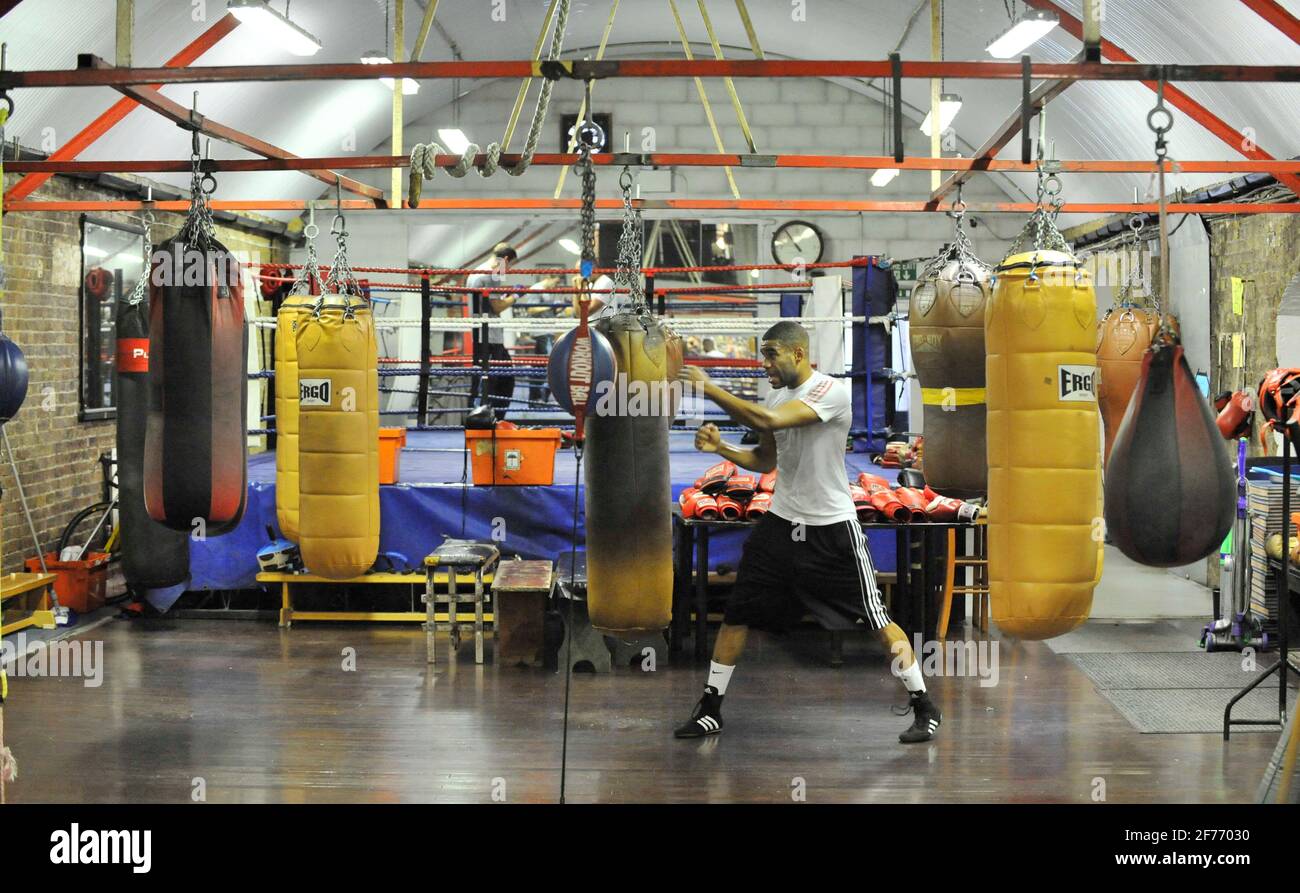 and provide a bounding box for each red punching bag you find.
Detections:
[1104,334,1234,566]
[144,231,248,535]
